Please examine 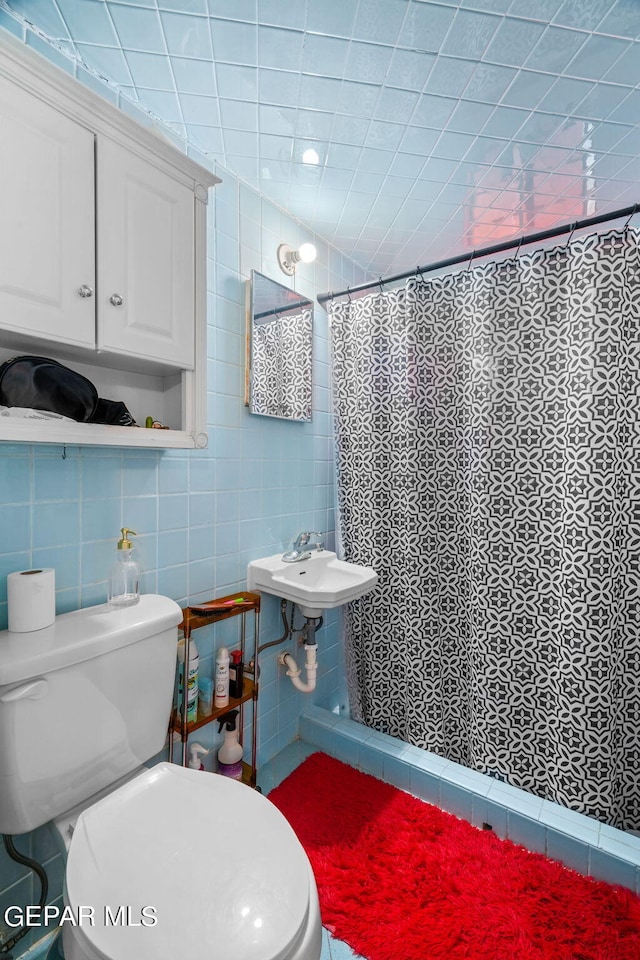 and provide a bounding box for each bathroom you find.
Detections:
[1,1,640,959]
